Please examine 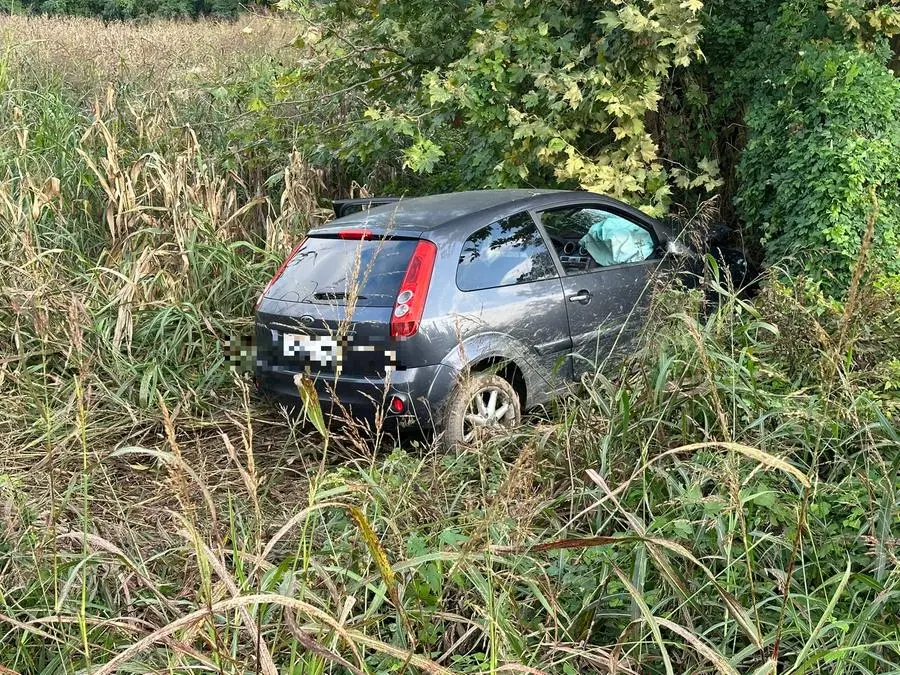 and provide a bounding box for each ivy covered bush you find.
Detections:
[738,43,900,294]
